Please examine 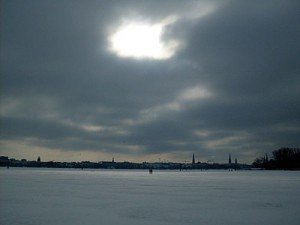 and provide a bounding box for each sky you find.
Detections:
[1,0,299,163]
